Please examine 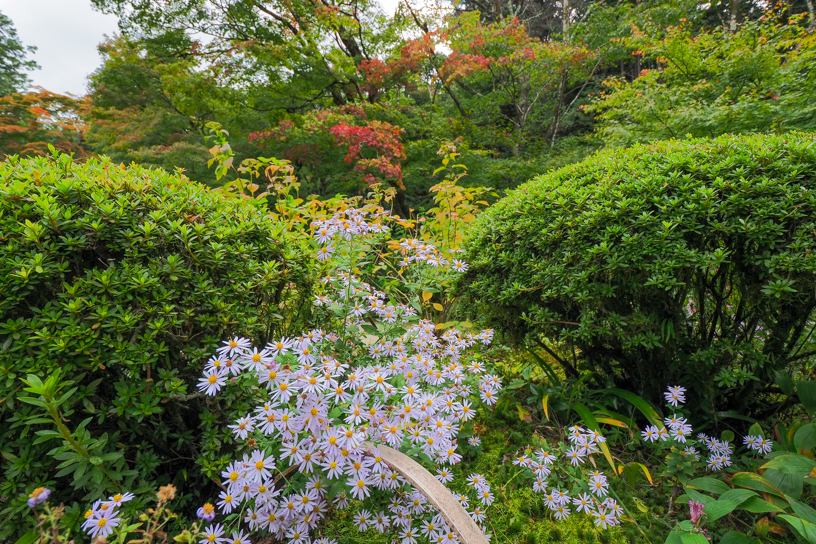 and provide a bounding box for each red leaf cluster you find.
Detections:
[329,120,406,188]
